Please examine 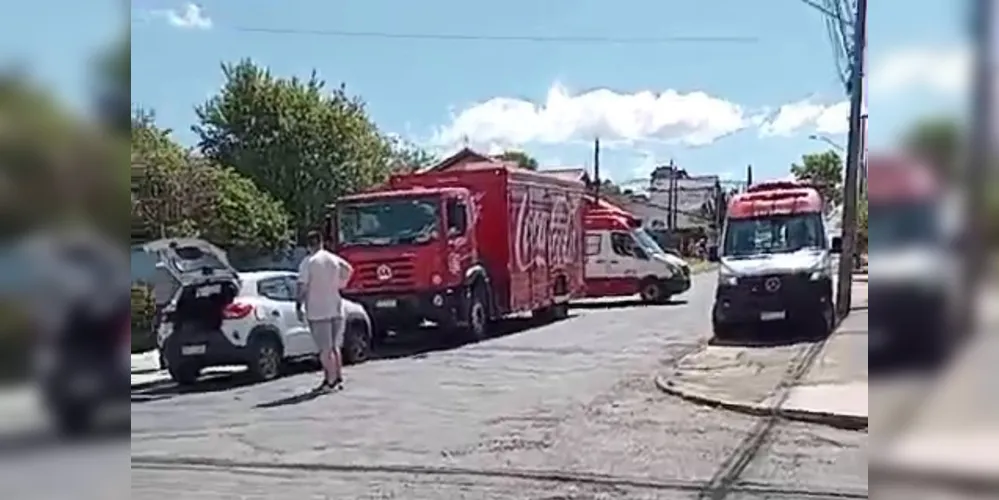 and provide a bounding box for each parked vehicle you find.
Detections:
[332,162,587,342]
[708,180,841,339]
[866,154,959,361]
[26,230,131,435]
[146,239,373,386]
[582,196,691,303]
